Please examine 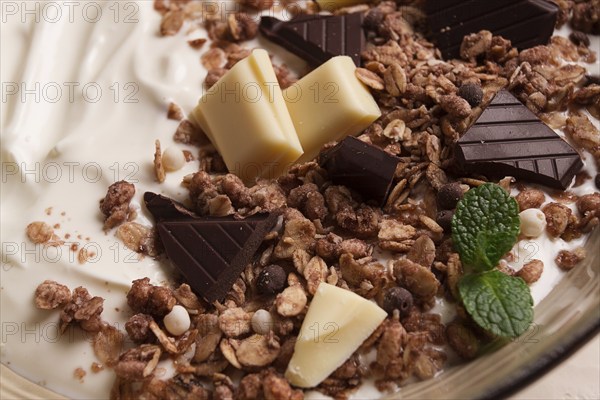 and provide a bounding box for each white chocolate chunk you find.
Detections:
[163,305,191,336]
[251,309,274,335]
[519,208,547,238]
[284,56,381,162]
[285,282,387,388]
[190,49,303,184]
[315,0,373,11]
[162,147,186,172]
